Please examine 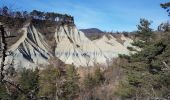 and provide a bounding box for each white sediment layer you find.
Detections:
[1,24,138,68]
[4,23,50,69]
